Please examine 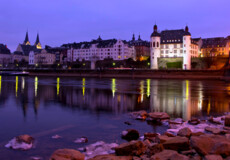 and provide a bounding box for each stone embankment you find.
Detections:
[5,111,230,160]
